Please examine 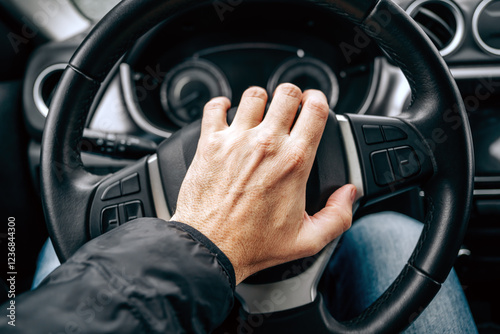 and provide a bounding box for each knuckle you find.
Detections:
[204,97,229,113]
[199,135,217,153]
[320,200,353,237]
[276,83,302,99]
[305,98,329,120]
[254,129,280,153]
[255,132,274,151]
[338,208,353,233]
[205,132,221,146]
[205,131,226,148]
[244,86,268,101]
[287,147,307,169]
